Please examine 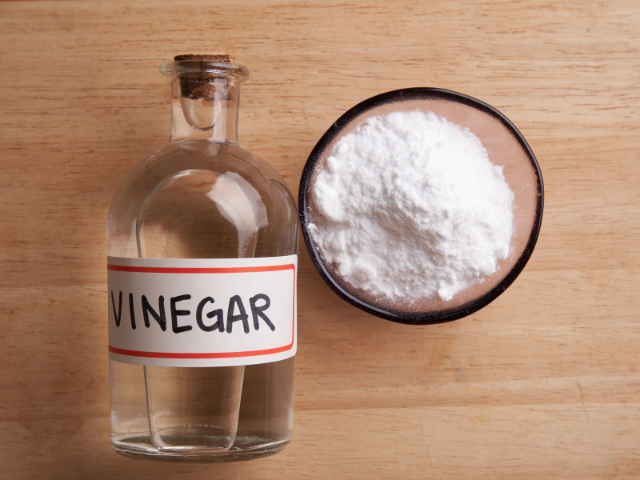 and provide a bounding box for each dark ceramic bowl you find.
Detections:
[299,88,543,325]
